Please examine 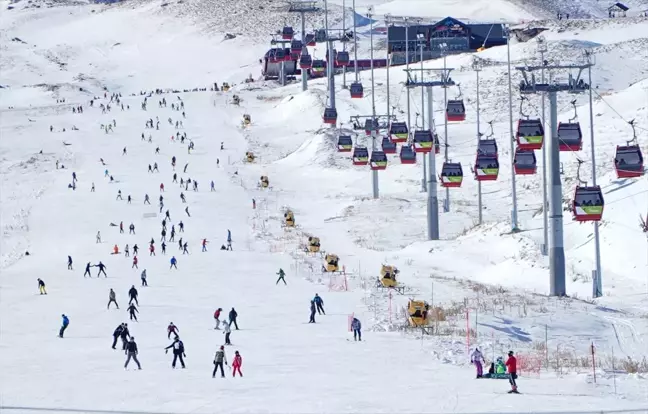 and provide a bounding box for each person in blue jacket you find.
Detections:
[313,294,325,315]
[59,314,70,338]
[170,256,178,270]
[351,317,361,341]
